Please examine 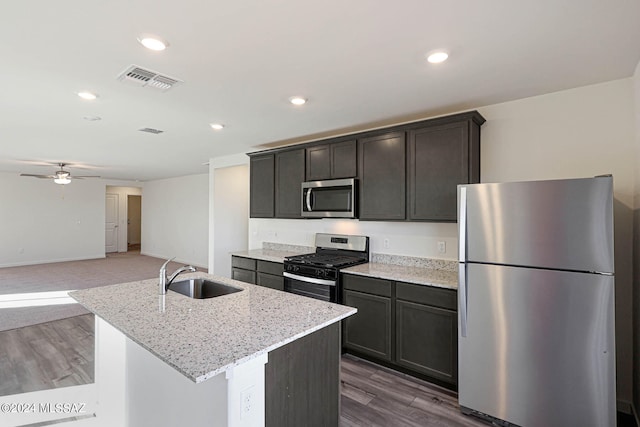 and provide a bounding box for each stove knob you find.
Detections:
[294,266,300,272]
